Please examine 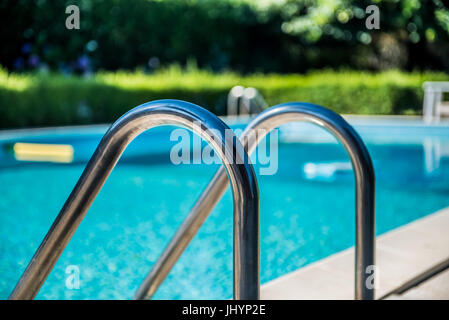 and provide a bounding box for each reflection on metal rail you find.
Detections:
[227,86,267,116]
[135,102,376,300]
[9,99,260,300]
